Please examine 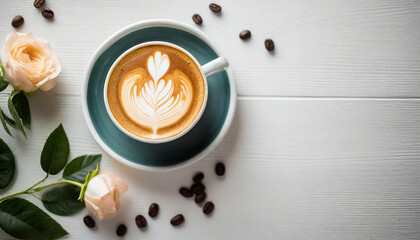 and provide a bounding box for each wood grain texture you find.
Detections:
[0,0,419,239]
[0,95,419,239]
[0,0,419,97]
